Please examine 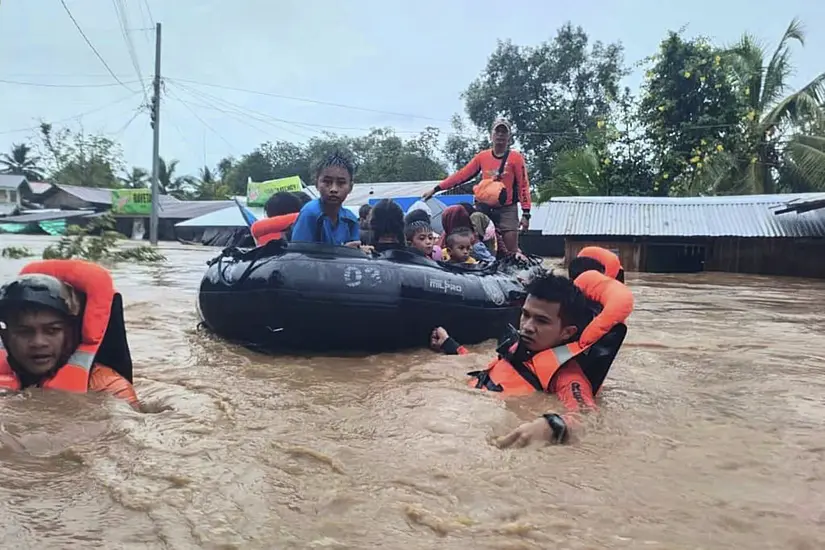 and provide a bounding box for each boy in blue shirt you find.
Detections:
[290,152,361,247]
